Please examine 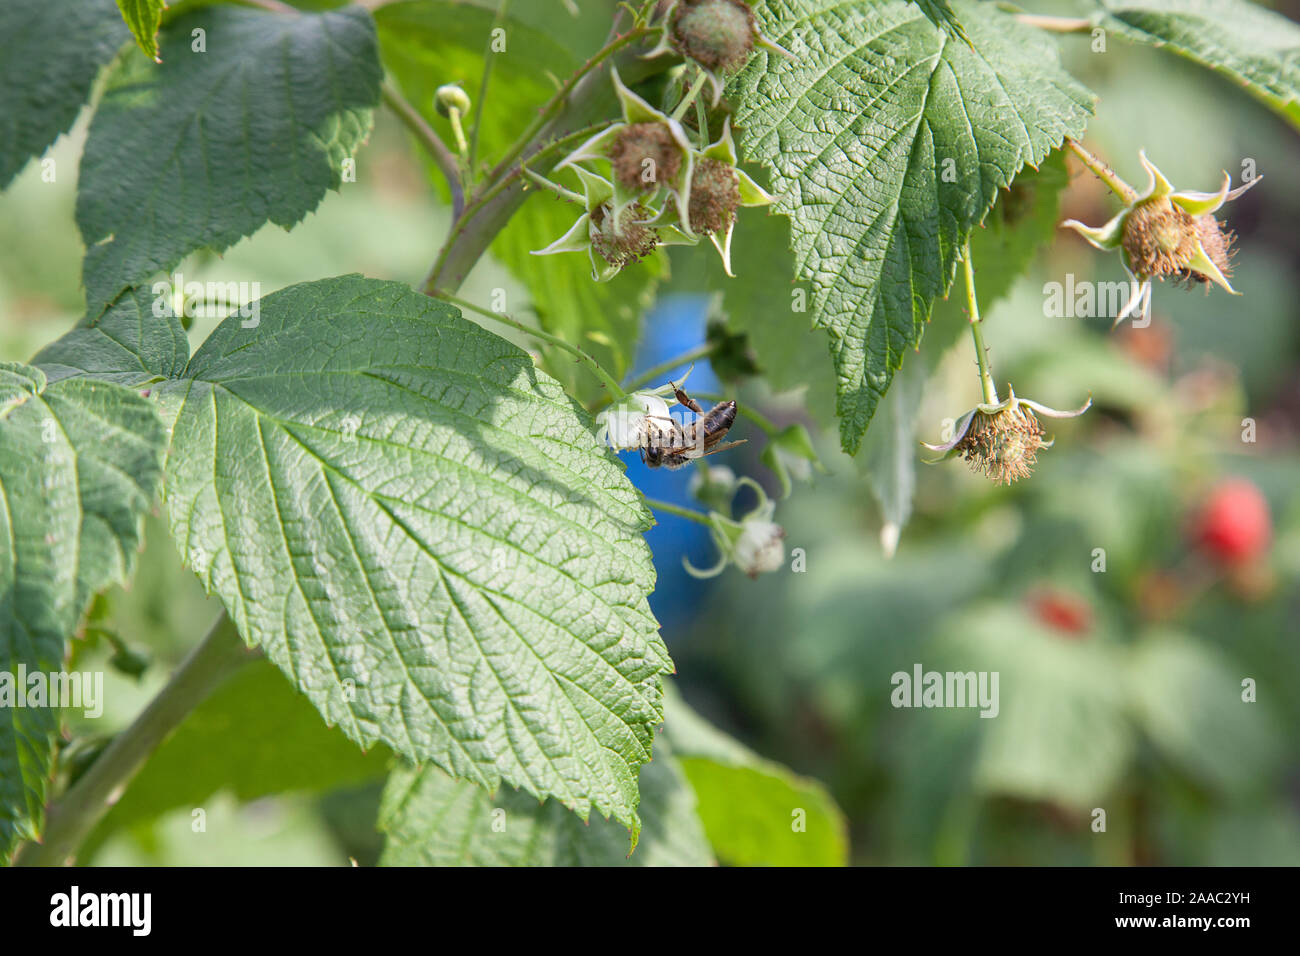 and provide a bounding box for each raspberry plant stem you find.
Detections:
[671,69,709,122]
[436,292,627,400]
[963,242,999,406]
[644,497,714,525]
[469,0,511,175]
[1065,138,1139,204]
[15,614,257,866]
[381,81,465,219]
[617,342,719,395]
